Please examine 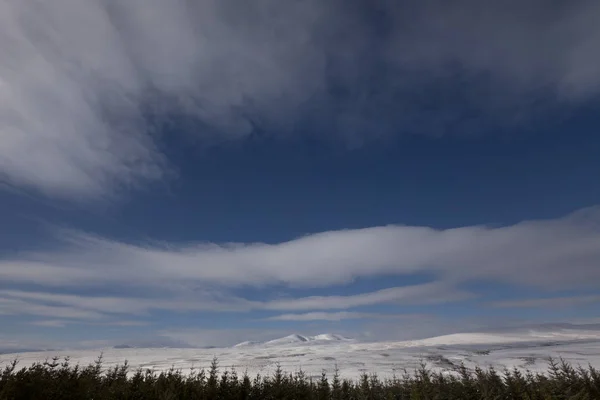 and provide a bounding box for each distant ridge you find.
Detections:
[232,341,261,348]
[231,327,600,349]
[233,333,352,348]
[312,333,349,341]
